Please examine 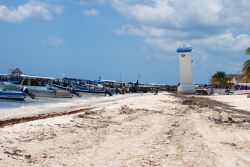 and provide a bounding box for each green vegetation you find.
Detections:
[248,94,250,98]
[211,71,229,86]
[242,48,250,82]
[242,60,250,82]
[245,47,250,55]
